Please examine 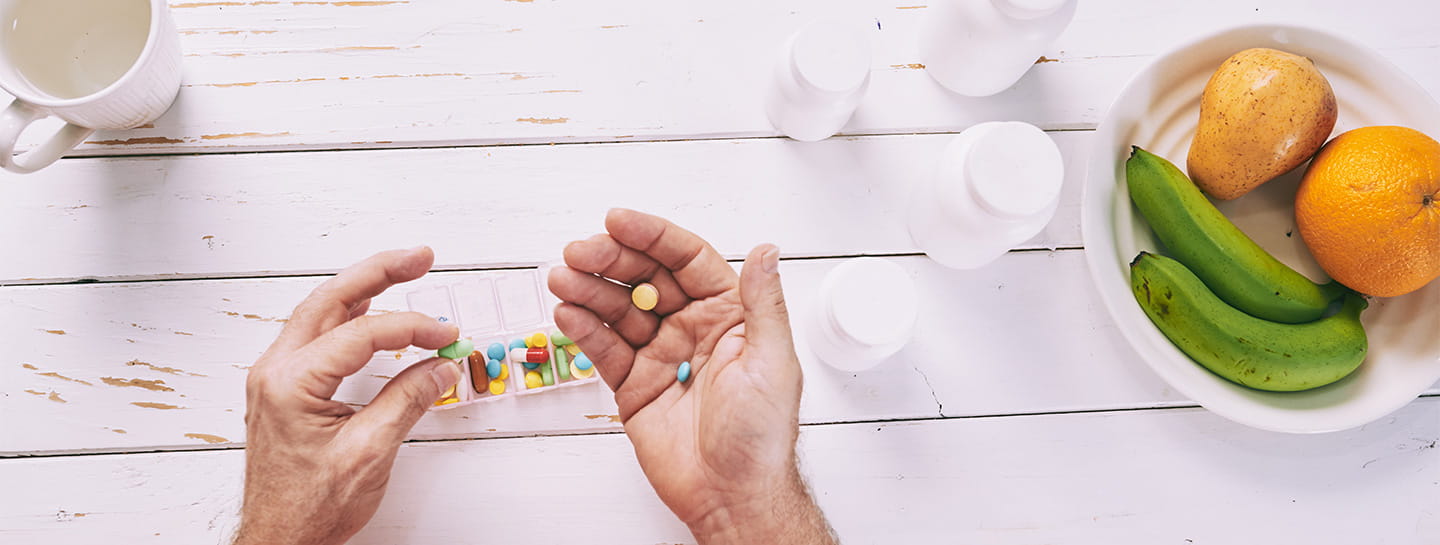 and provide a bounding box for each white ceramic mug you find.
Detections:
[0,0,181,174]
